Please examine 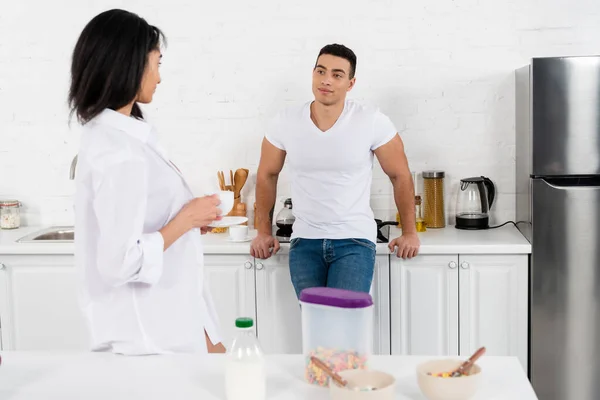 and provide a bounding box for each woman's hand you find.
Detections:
[160,195,222,250]
[178,195,222,230]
